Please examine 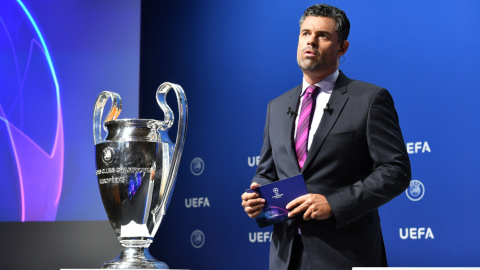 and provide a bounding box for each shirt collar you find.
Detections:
[301,69,339,95]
